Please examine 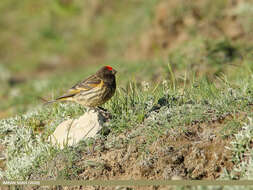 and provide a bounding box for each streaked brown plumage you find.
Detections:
[47,66,117,107]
